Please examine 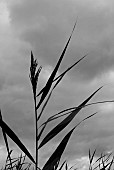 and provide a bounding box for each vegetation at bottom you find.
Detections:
[0,22,114,170]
